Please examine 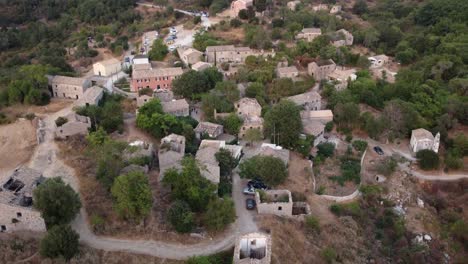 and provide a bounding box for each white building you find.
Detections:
[410,128,440,154]
[93,58,121,77]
